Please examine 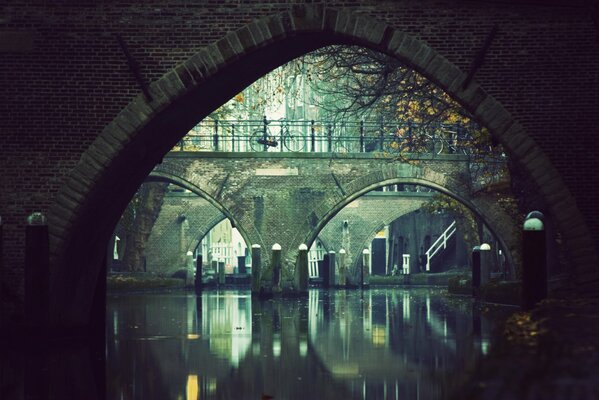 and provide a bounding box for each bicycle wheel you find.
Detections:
[250,130,266,152]
[283,130,306,152]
